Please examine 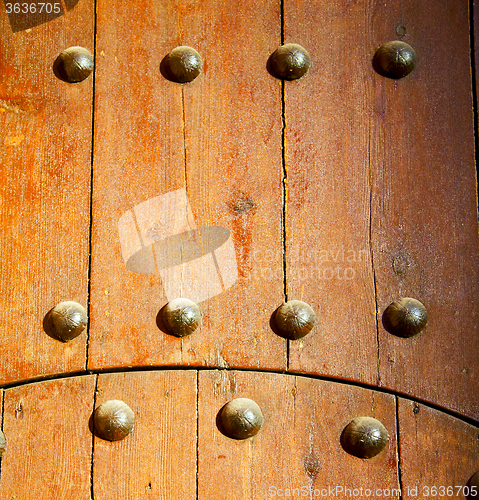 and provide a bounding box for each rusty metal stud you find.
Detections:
[54,46,94,83]
[383,297,428,338]
[163,298,201,337]
[46,301,87,342]
[373,41,417,79]
[274,300,316,340]
[94,400,135,441]
[341,417,389,459]
[165,46,203,83]
[219,398,263,440]
[0,430,6,457]
[270,43,311,80]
